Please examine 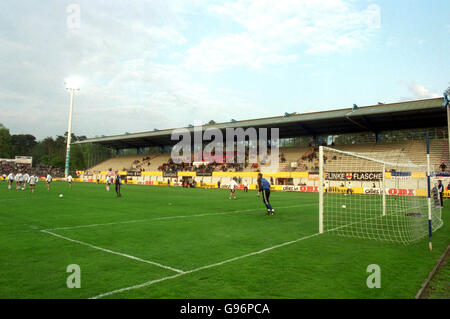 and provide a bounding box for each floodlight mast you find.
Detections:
[64,80,80,178]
